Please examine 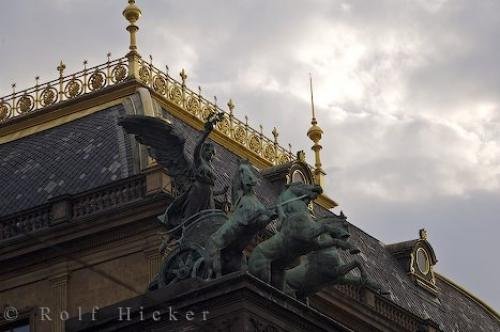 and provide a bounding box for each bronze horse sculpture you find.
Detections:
[285,218,389,302]
[206,160,276,277]
[248,182,359,290]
